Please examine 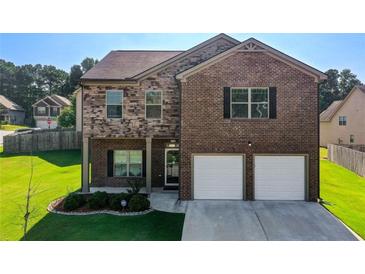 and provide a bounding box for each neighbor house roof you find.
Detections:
[81,51,183,80]
[0,95,24,111]
[32,95,71,107]
[320,85,365,122]
[176,37,328,82]
[80,33,240,81]
[320,100,343,122]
